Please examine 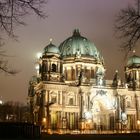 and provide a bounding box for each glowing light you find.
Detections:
[42,118,46,123]
[137,120,140,125]
[87,119,92,123]
[50,38,53,43]
[85,111,92,119]
[0,100,3,104]
[133,50,136,54]
[35,63,39,70]
[121,112,127,121]
[36,52,42,59]
[96,94,113,110]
